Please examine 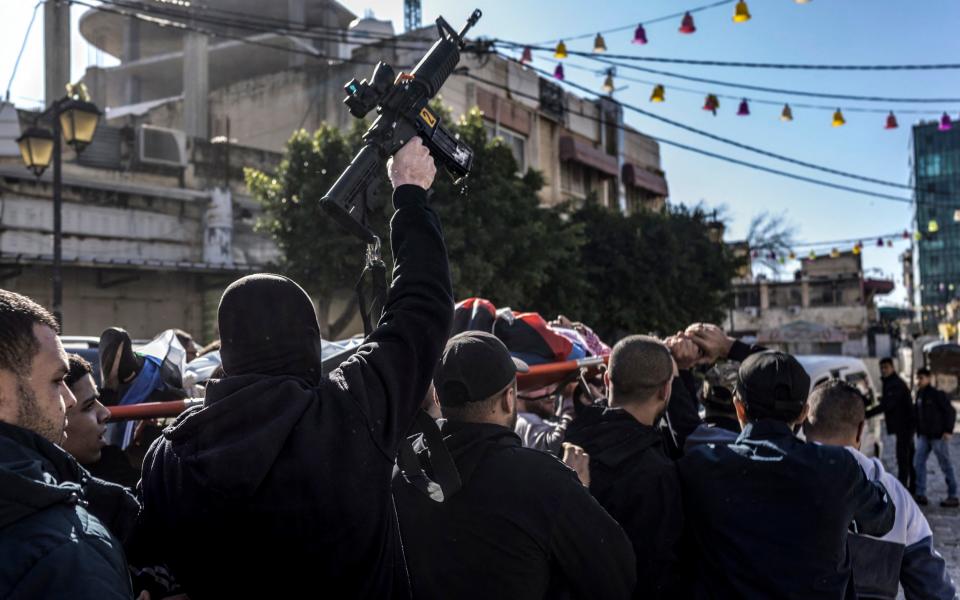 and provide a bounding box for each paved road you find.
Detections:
[880,429,960,591]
